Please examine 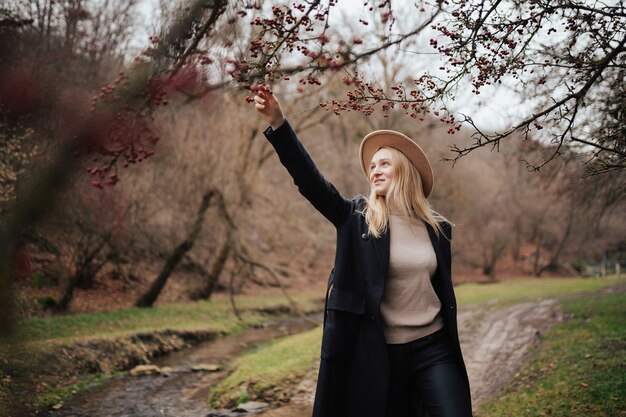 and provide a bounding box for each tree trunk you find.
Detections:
[482,236,507,282]
[537,204,575,276]
[532,233,544,276]
[511,217,522,262]
[56,274,77,311]
[56,236,109,311]
[136,189,214,308]
[190,238,231,300]
[483,251,499,282]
